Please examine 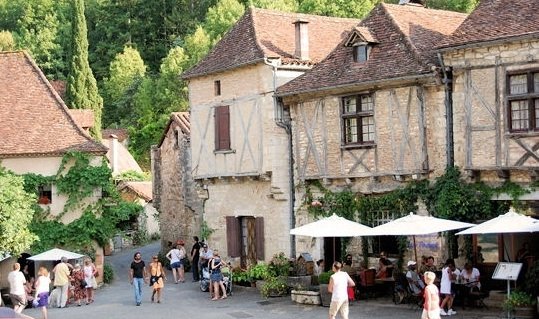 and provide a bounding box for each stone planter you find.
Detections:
[287,276,312,289]
[511,306,536,319]
[291,290,321,305]
[319,284,331,307]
